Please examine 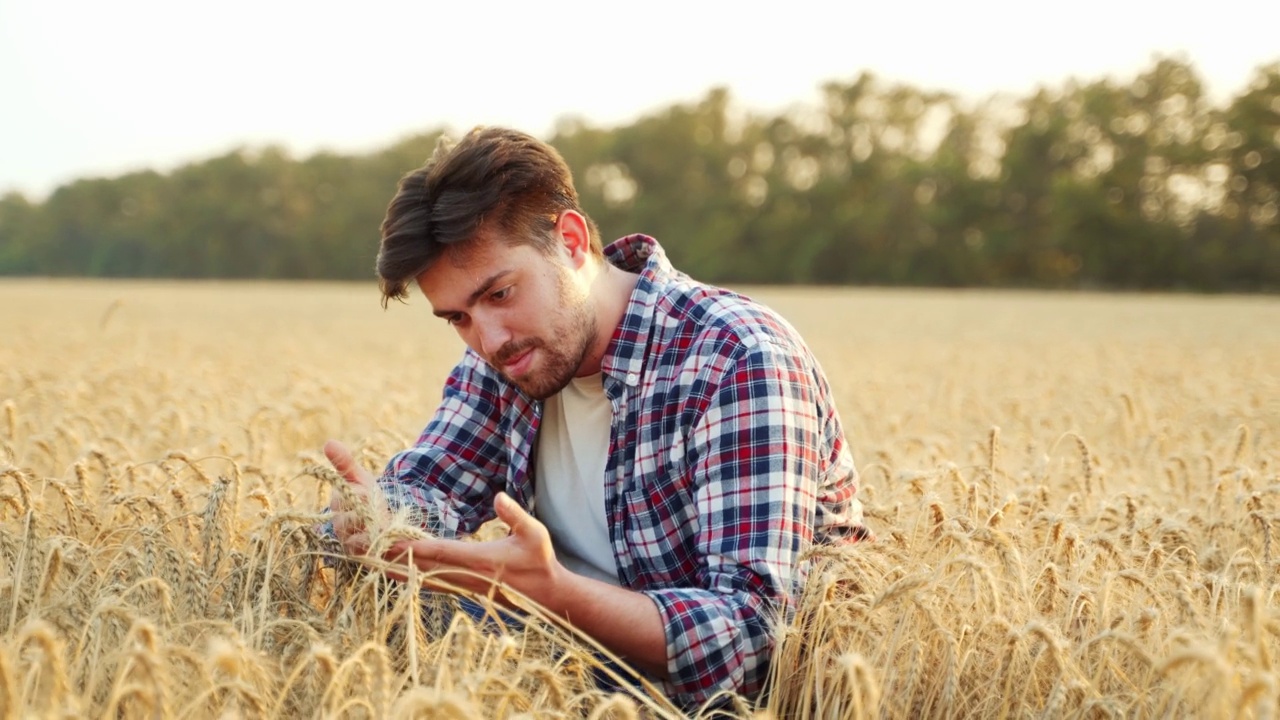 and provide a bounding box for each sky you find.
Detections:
[1,0,1277,199]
